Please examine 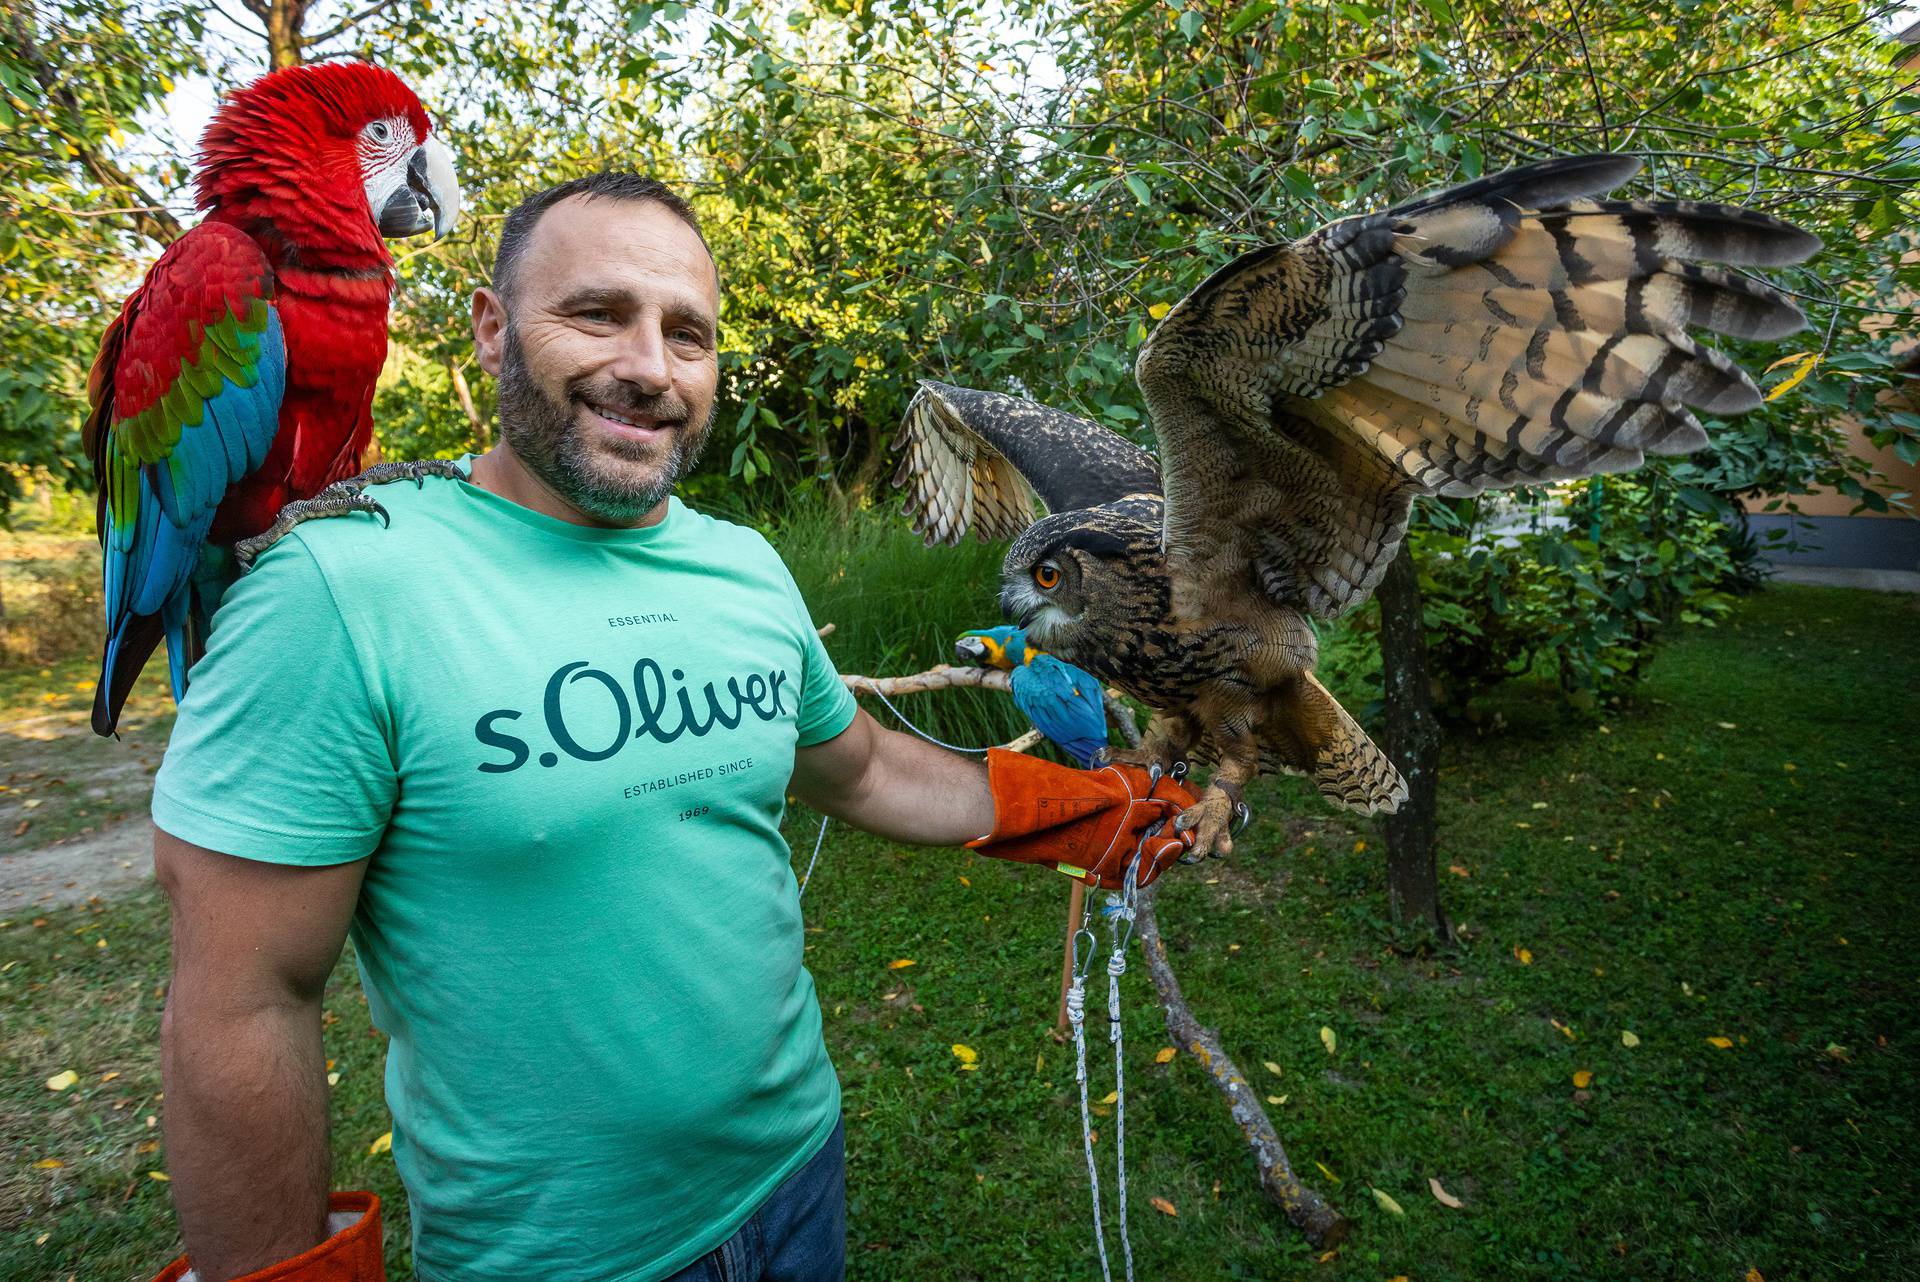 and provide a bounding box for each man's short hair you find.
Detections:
[492,172,711,300]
